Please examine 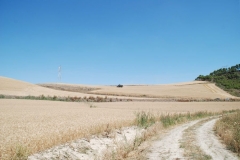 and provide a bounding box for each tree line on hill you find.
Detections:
[195,64,240,97]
